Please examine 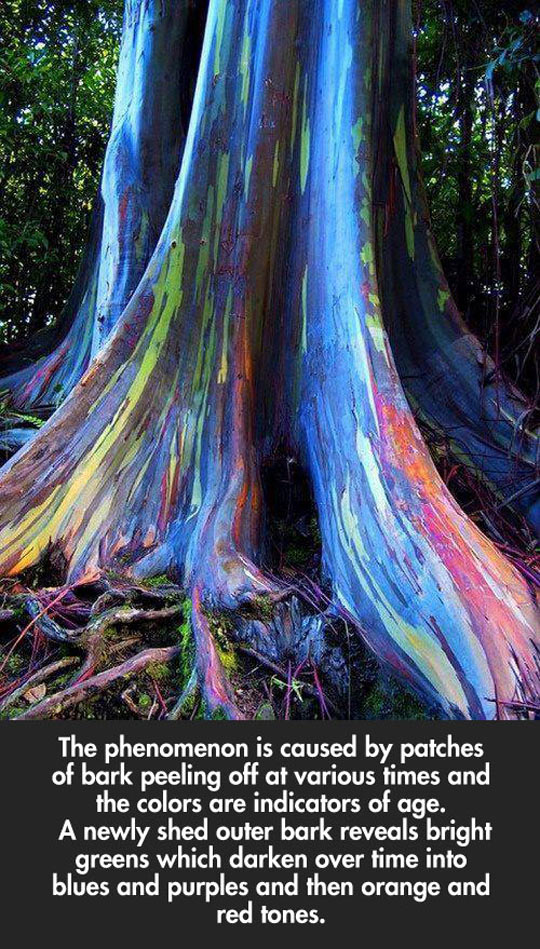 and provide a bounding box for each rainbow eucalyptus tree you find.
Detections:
[0,0,538,720]
[374,2,539,535]
[0,0,205,415]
